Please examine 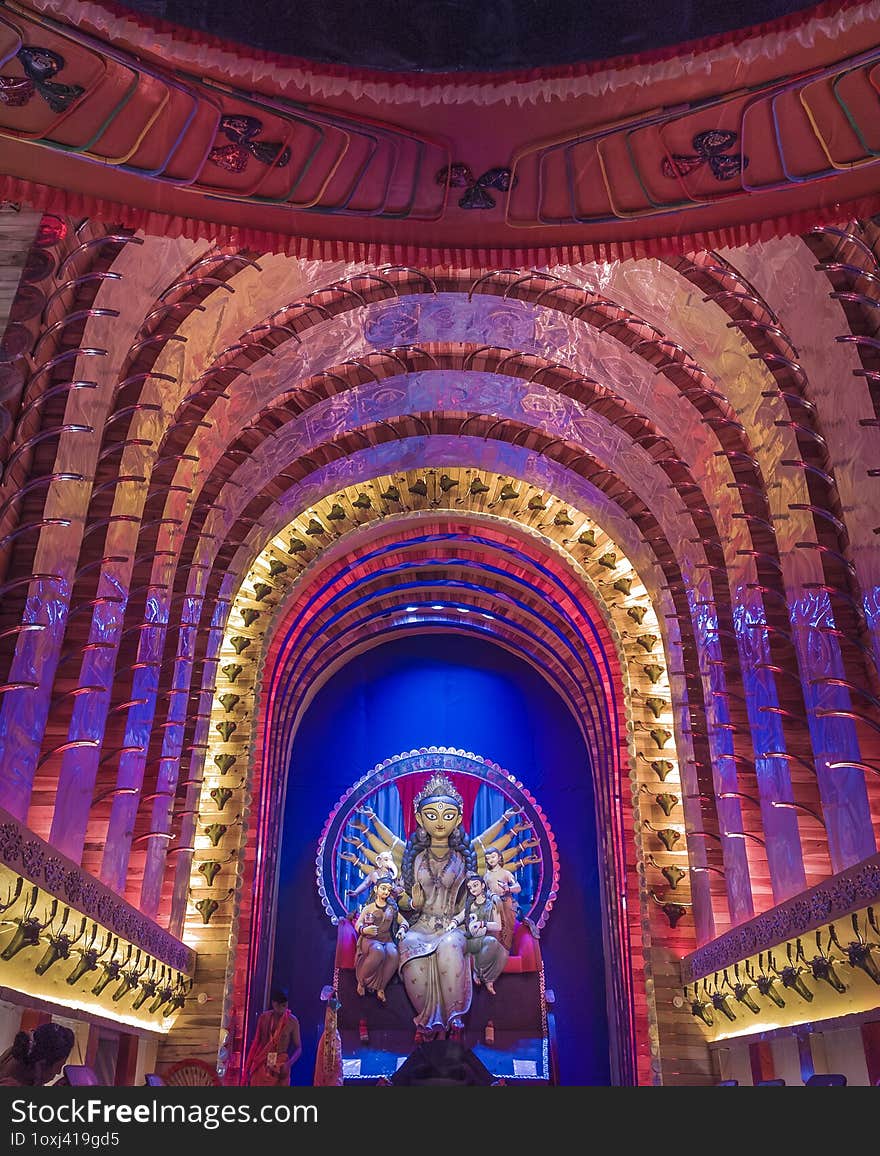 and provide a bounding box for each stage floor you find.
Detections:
[334,968,551,1083]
